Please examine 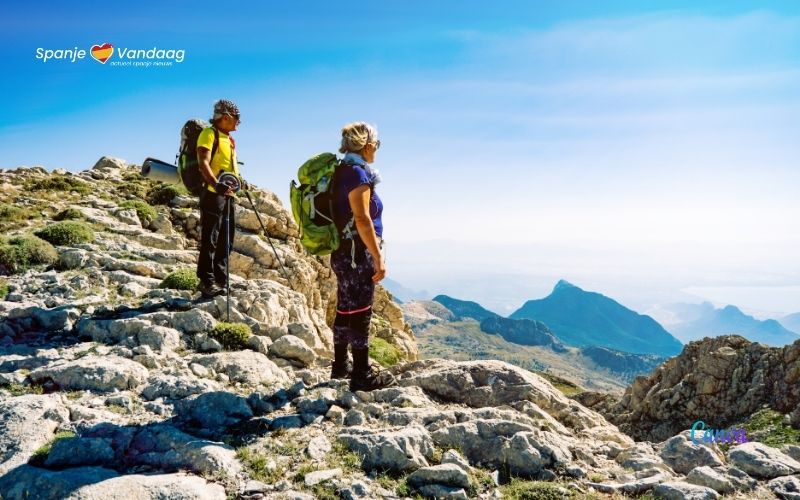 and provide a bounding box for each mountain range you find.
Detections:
[510,280,683,356]
[660,302,800,347]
